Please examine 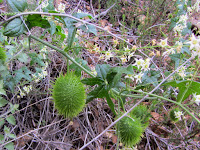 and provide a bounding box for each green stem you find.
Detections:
[28,34,95,77]
[130,89,200,124]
